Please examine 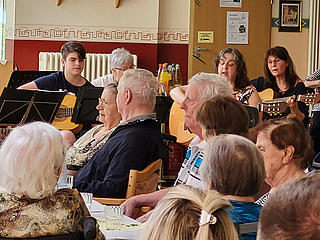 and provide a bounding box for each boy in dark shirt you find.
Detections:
[19,41,92,95]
